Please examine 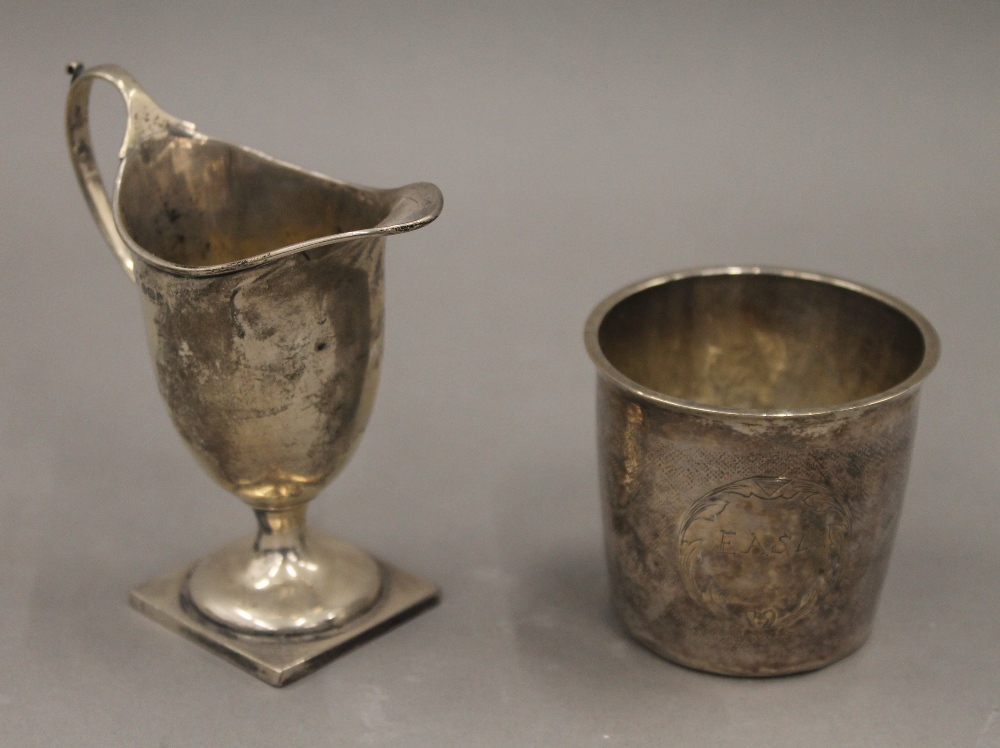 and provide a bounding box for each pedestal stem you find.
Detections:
[254,505,308,554]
